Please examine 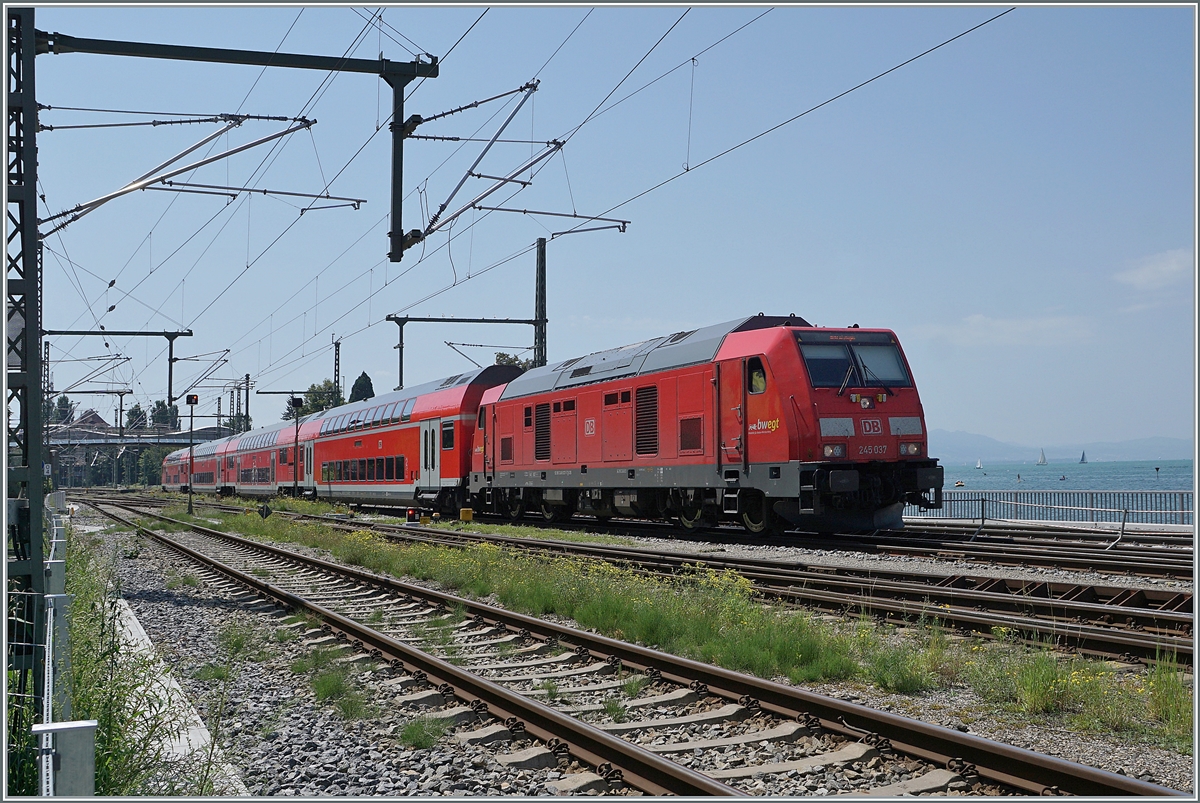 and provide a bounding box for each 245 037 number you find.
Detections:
[858,445,888,456]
